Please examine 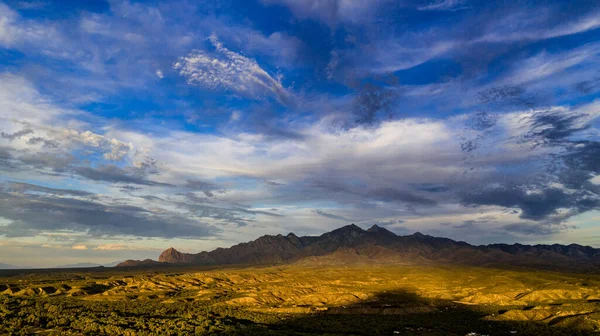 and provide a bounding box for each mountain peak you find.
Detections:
[367,224,396,235]
[318,224,366,244]
[327,224,365,235]
[368,224,382,231]
[340,223,363,232]
[159,247,186,263]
